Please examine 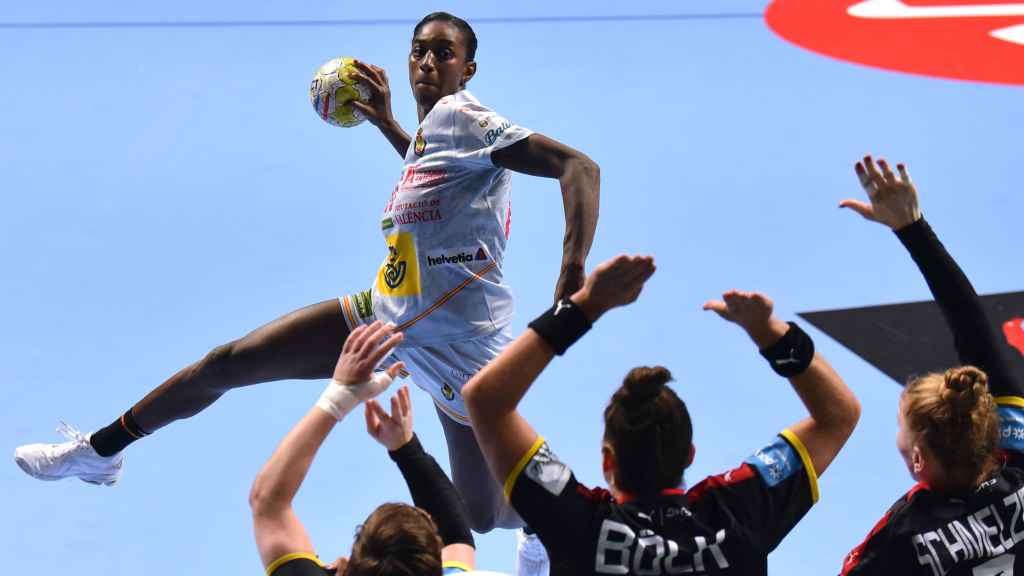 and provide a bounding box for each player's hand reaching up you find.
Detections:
[571,254,655,321]
[333,321,405,398]
[703,290,790,349]
[839,155,922,231]
[347,60,396,128]
[365,385,415,452]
